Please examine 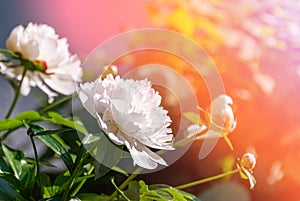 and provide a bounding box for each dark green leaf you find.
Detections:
[1,144,36,195]
[0,157,10,173]
[94,163,111,180]
[15,110,41,121]
[0,177,27,201]
[124,181,139,201]
[34,128,75,136]
[38,134,74,173]
[40,174,52,198]
[24,122,44,136]
[0,118,22,131]
[77,193,110,201]
[52,171,70,195]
